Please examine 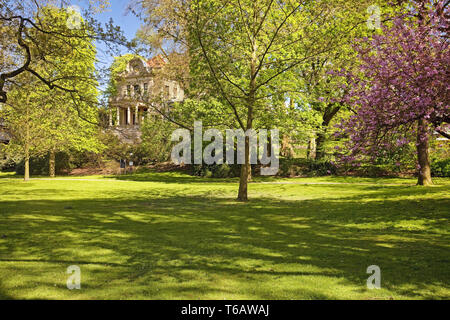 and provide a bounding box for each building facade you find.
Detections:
[108,56,184,129]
